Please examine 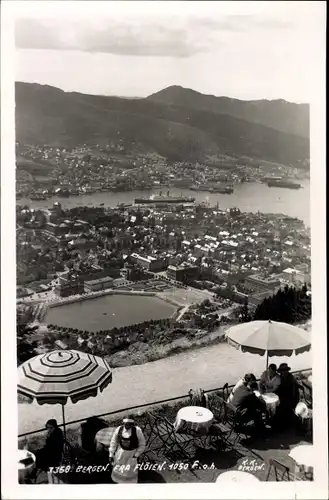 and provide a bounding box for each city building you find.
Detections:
[84,276,114,292]
[45,222,61,236]
[249,289,280,306]
[281,267,309,286]
[79,265,108,282]
[56,274,85,297]
[244,273,282,294]
[167,264,199,283]
[75,220,89,231]
[112,278,127,287]
[47,202,64,222]
[126,265,153,282]
[130,253,167,272]
[103,264,121,279]
[55,340,68,350]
